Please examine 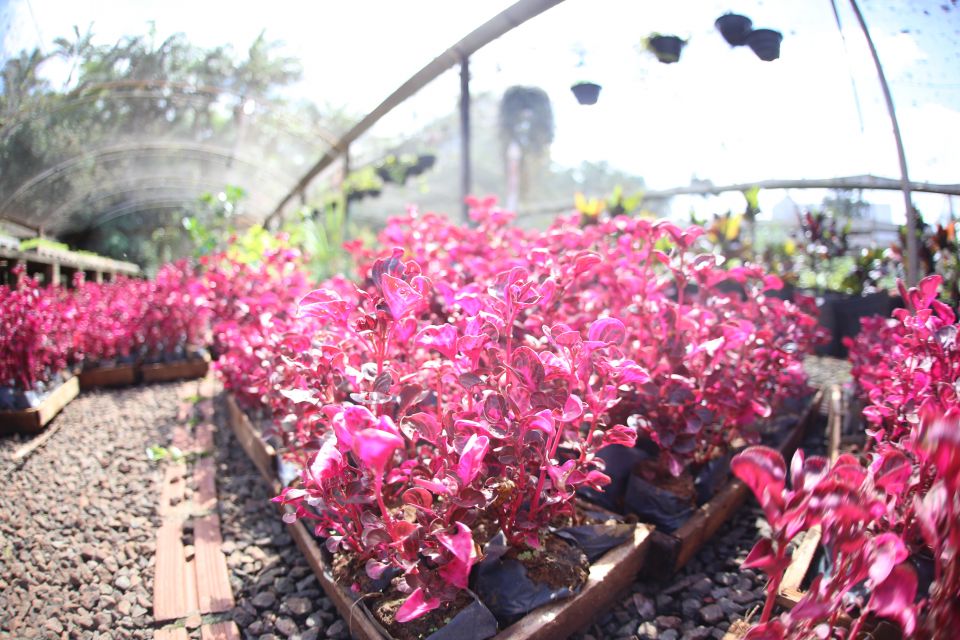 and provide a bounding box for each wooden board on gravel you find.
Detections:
[153,521,199,621]
[77,364,138,389]
[154,627,189,640]
[194,513,235,614]
[0,375,79,434]
[644,388,824,575]
[200,621,241,640]
[142,356,210,383]
[225,394,277,486]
